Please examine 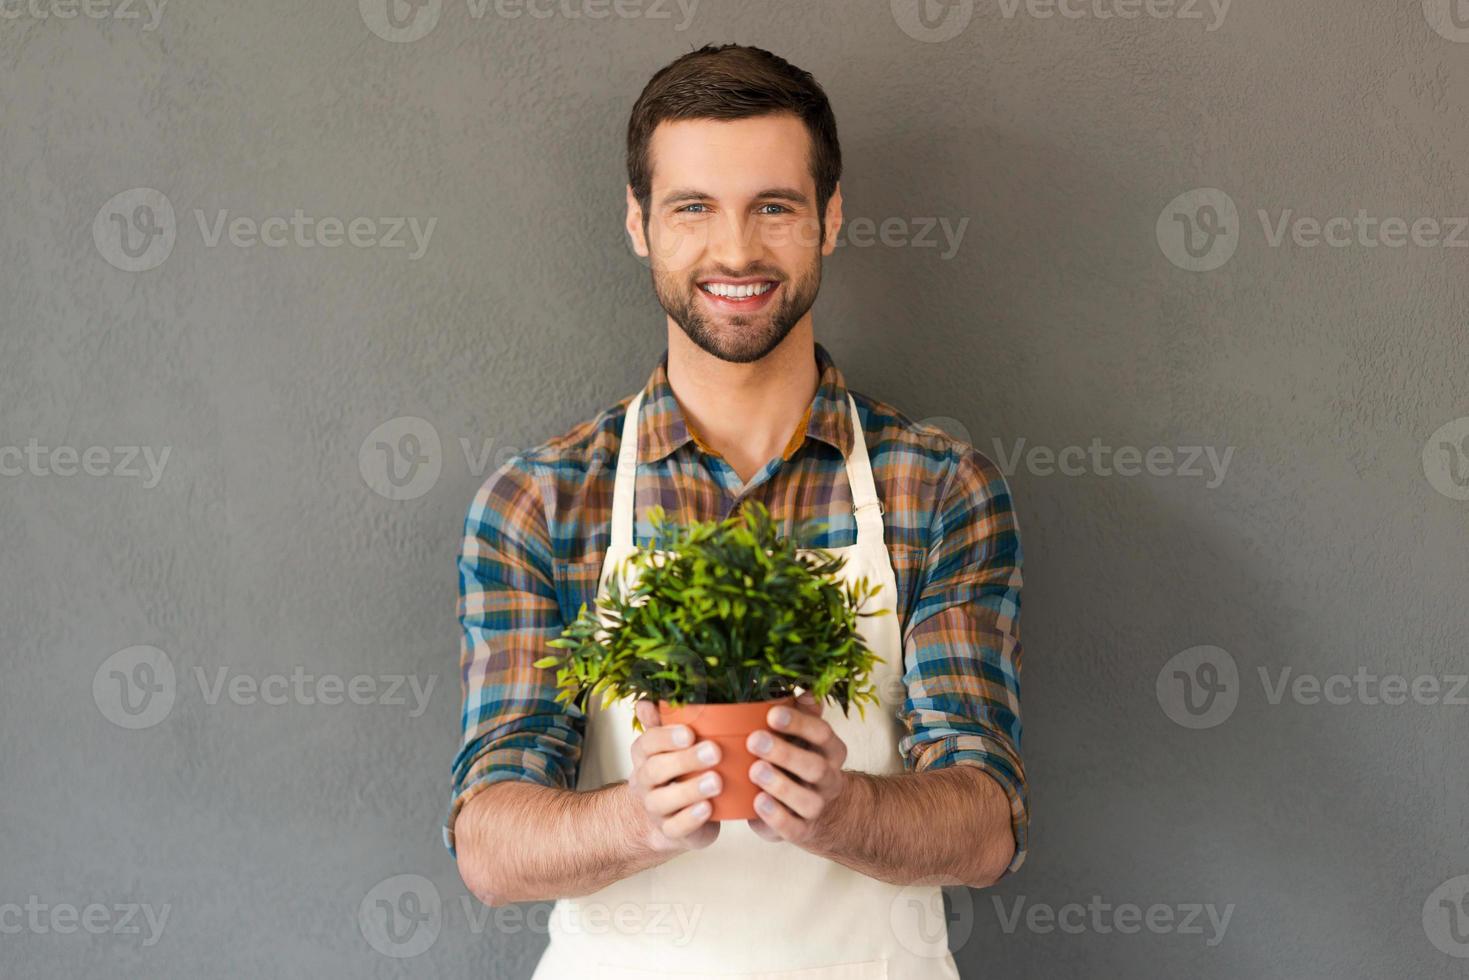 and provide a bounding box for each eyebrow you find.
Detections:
[658,187,812,208]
